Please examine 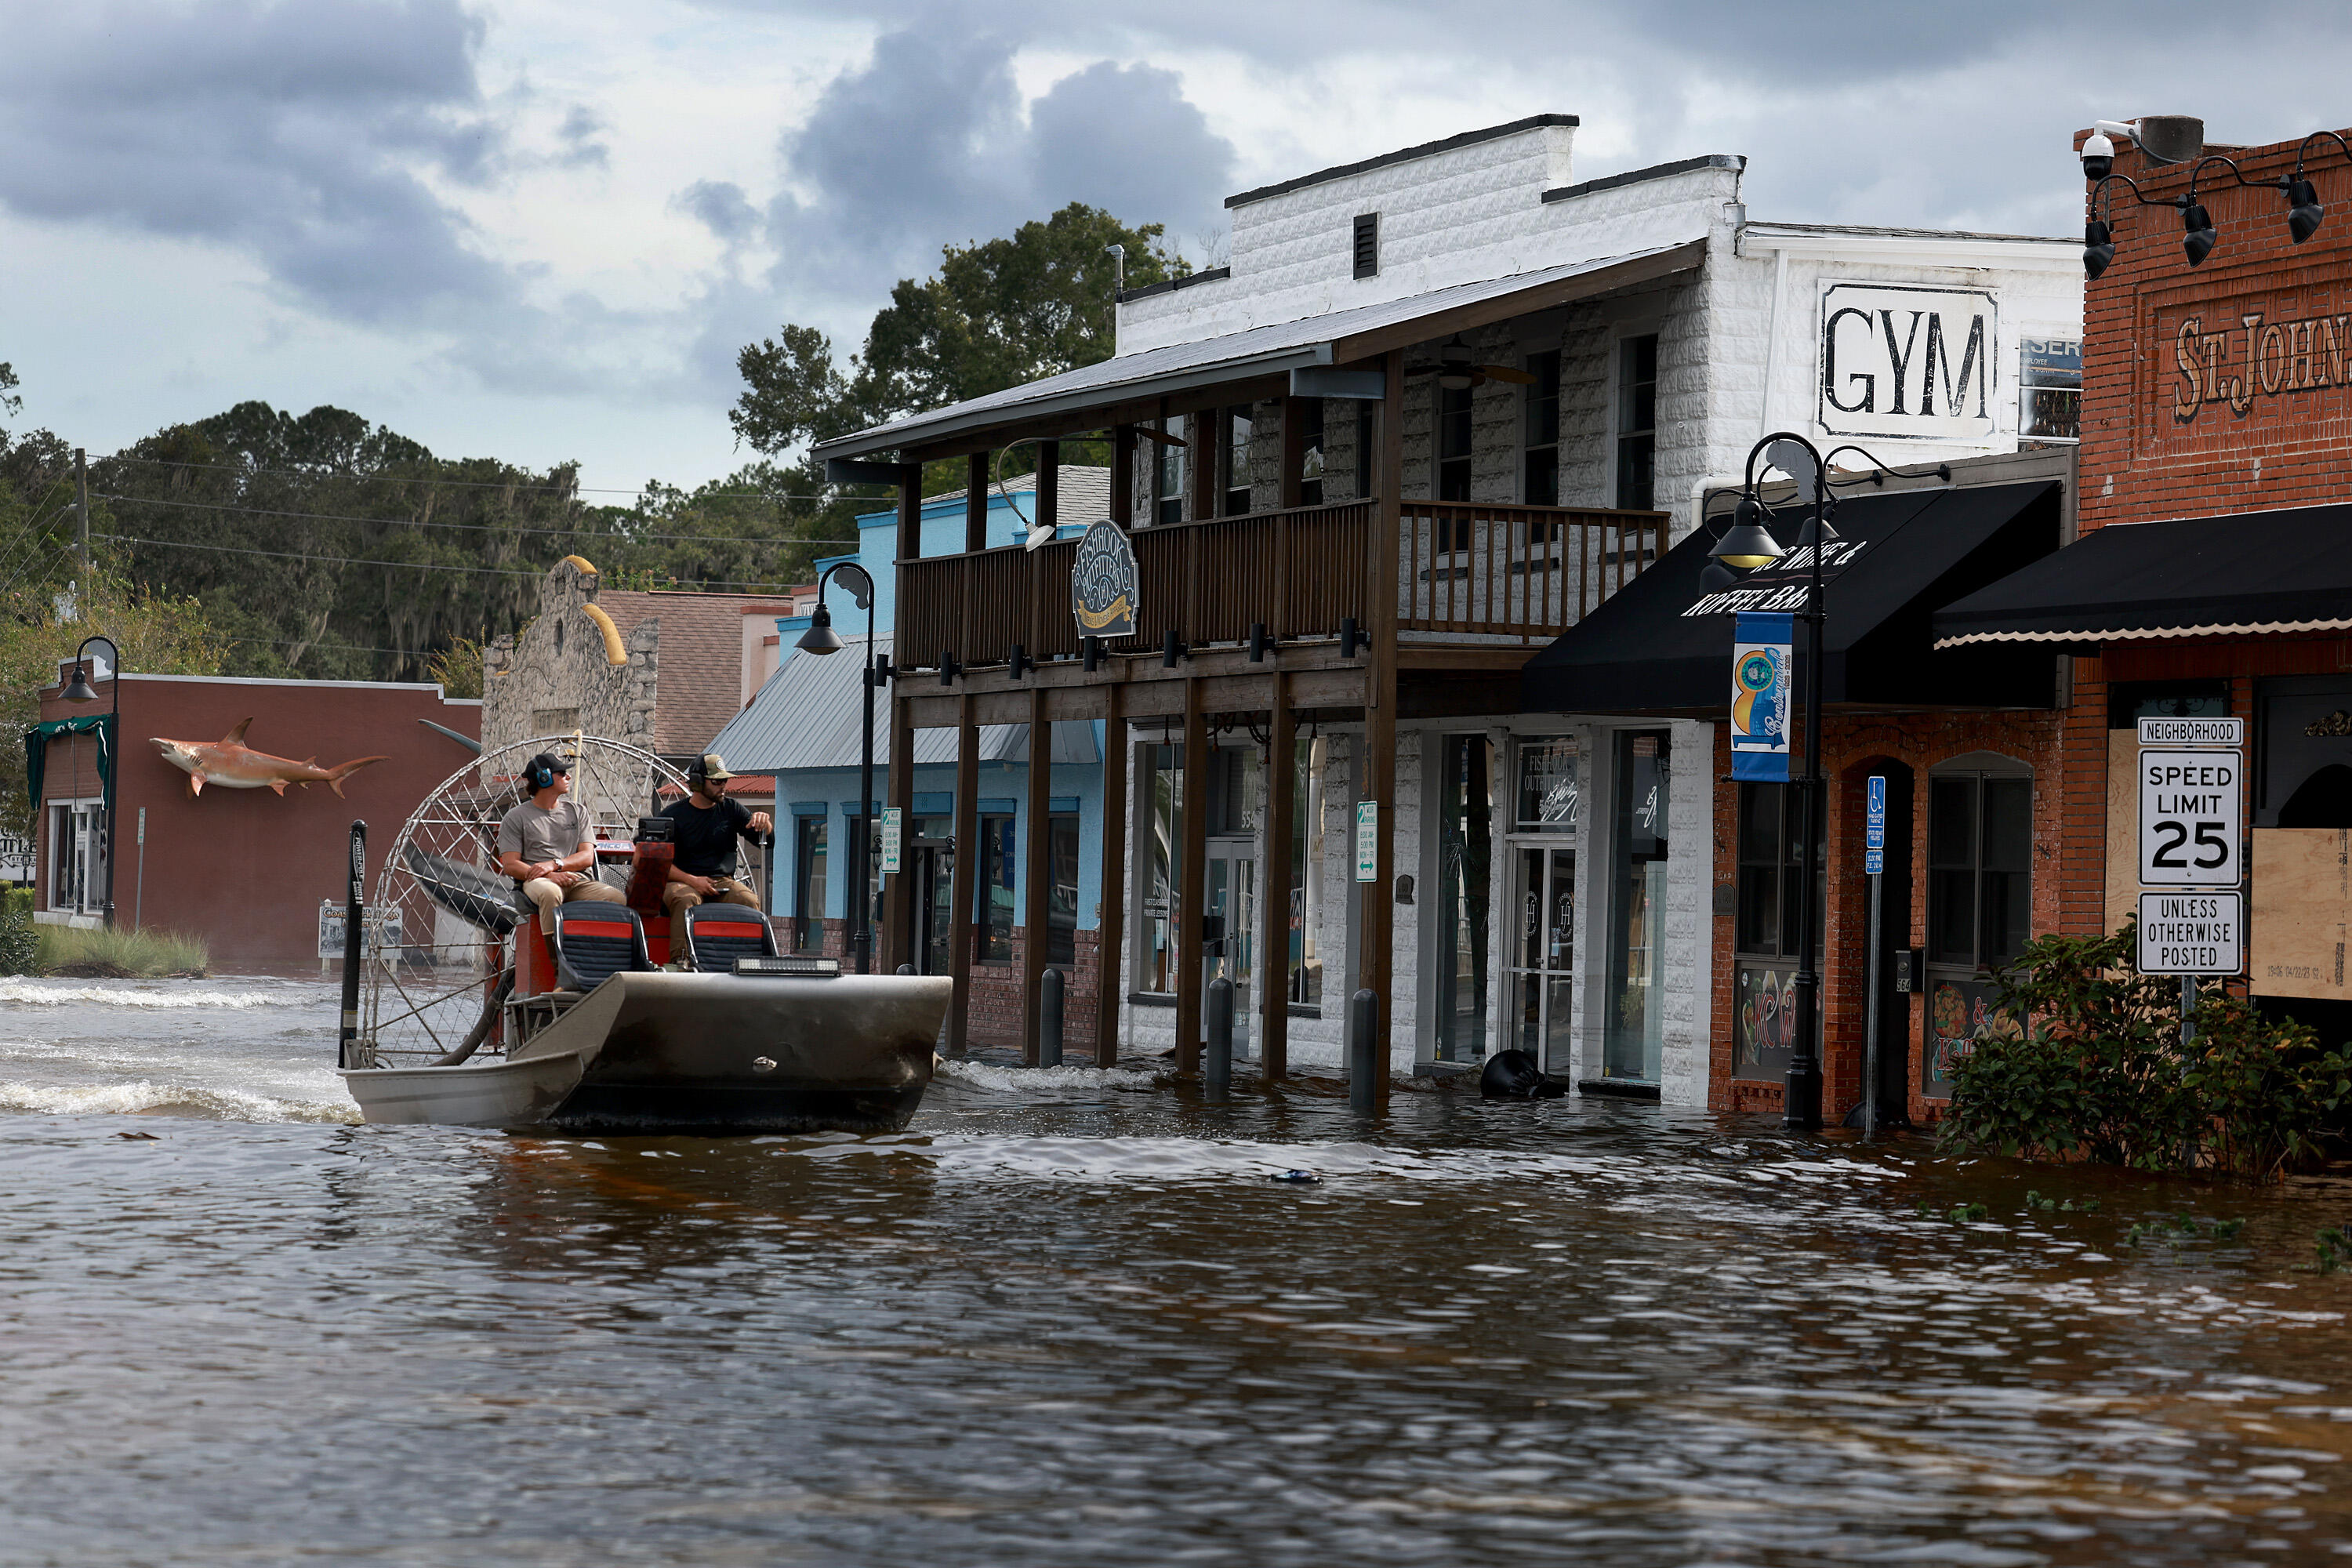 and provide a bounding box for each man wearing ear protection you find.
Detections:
[495,751,626,932]
[659,753,774,918]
